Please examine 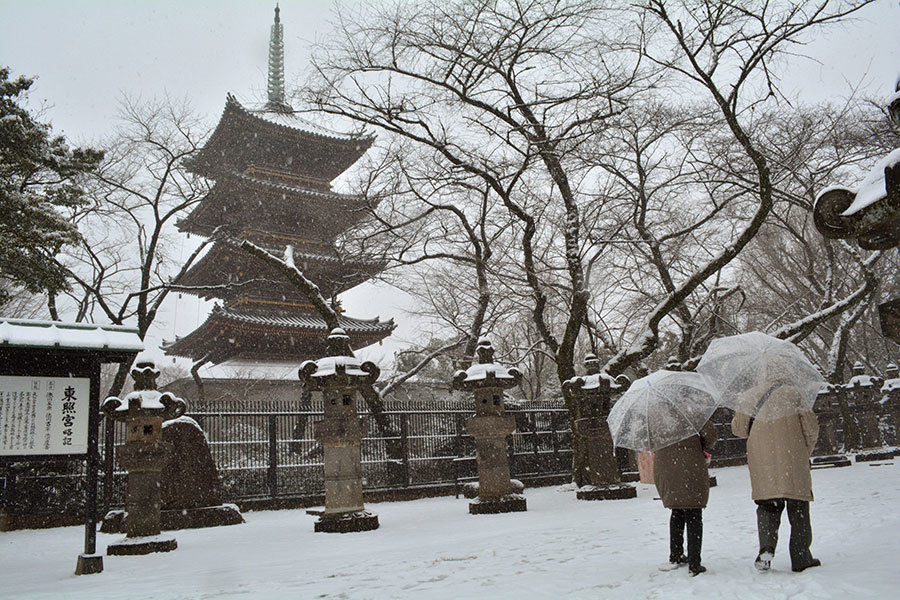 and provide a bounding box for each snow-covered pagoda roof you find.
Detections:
[185,94,374,184]
[163,305,394,364]
[177,171,370,239]
[0,318,143,353]
[173,239,387,303]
